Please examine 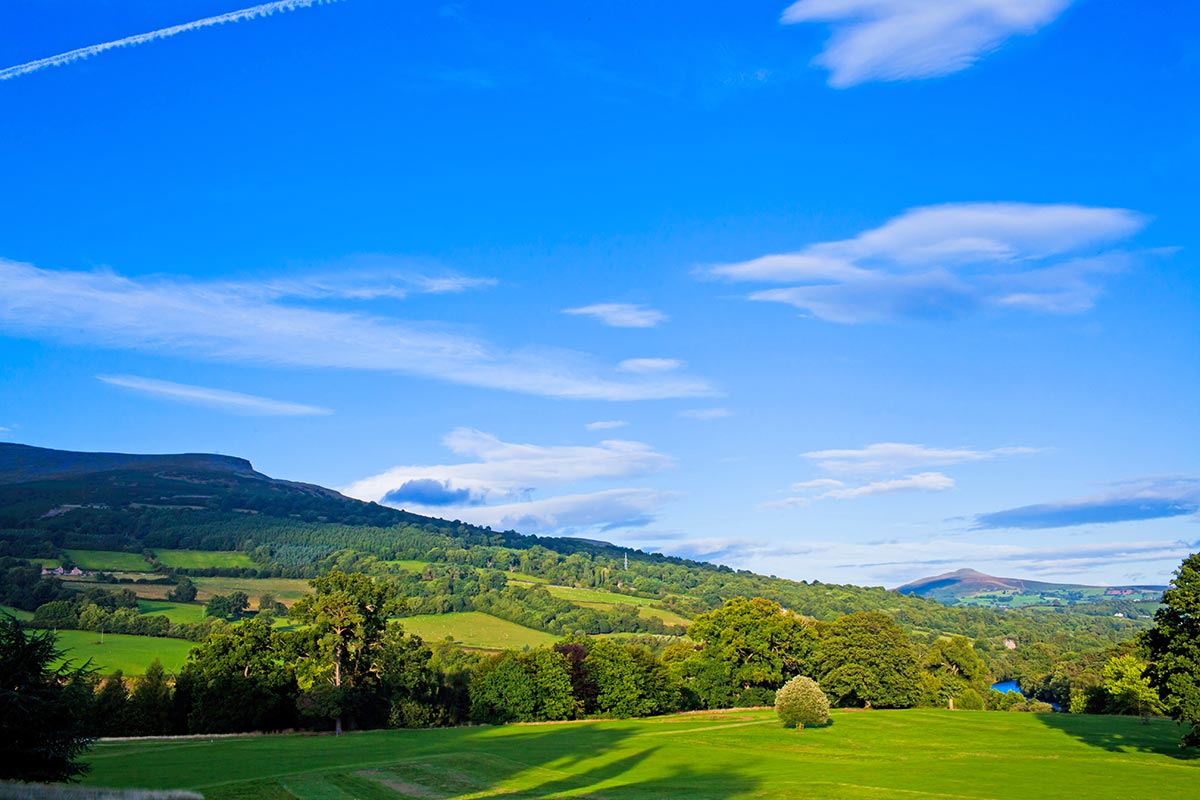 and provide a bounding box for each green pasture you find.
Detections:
[544,585,658,606]
[64,550,151,572]
[379,560,432,573]
[53,629,194,675]
[139,600,207,624]
[544,585,691,626]
[84,708,1199,799]
[61,575,176,599]
[192,577,314,604]
[152,549,256,569]
[399,611,559,651]
[1,603,34,621]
